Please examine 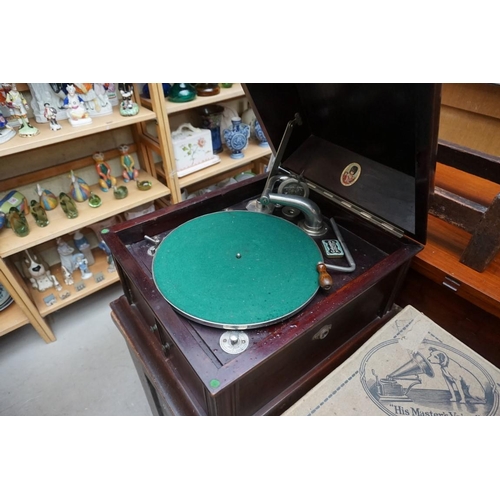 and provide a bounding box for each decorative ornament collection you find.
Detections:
[0,146,148,304]
[0,82,266,306]
[0,148,145,237]
[0,83,139,141]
